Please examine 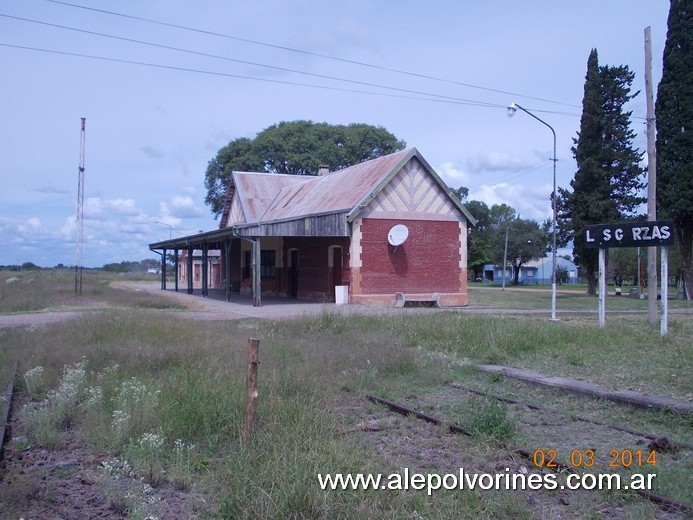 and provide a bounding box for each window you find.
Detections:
[244,250,277,278]
[260,250,276,278]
